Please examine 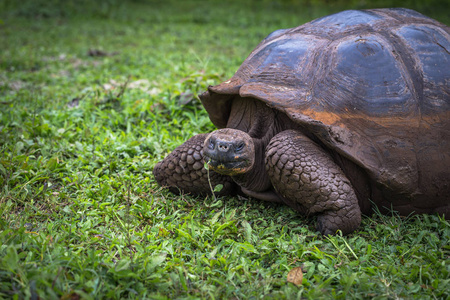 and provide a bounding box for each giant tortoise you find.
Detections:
[153,8,450,235]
